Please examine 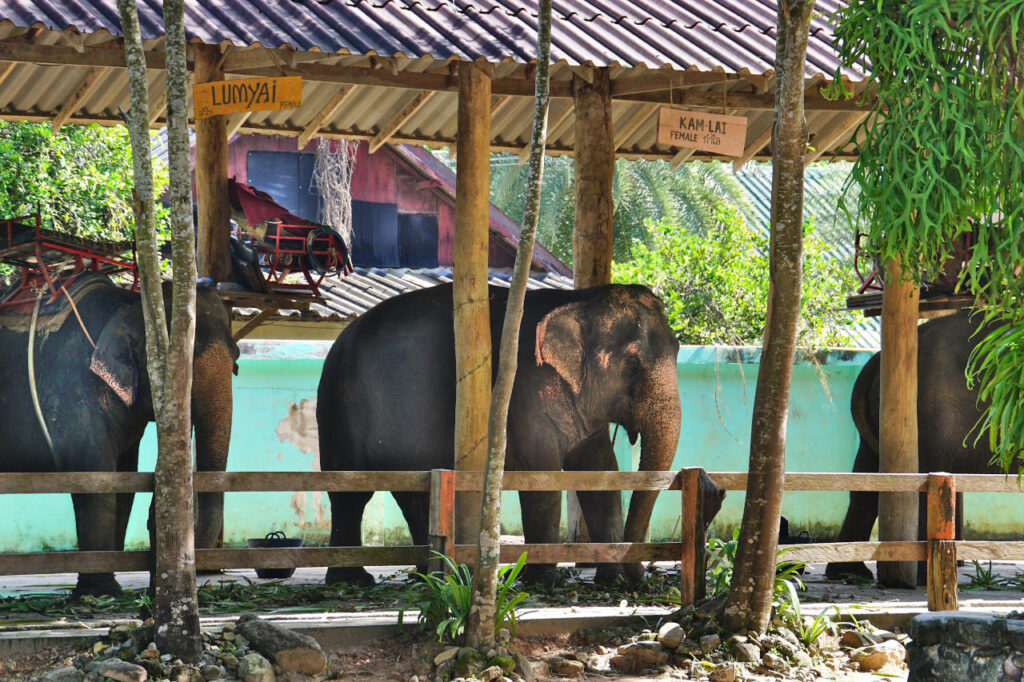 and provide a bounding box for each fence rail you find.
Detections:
[1,469,1022,610]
